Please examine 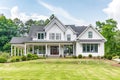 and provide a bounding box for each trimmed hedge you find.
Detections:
[27,53,39,60]
[107,55,112,60]
[10,56,21,62]
[88,54,92,58]
[0,57,7,63]
[78,54,82,59]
